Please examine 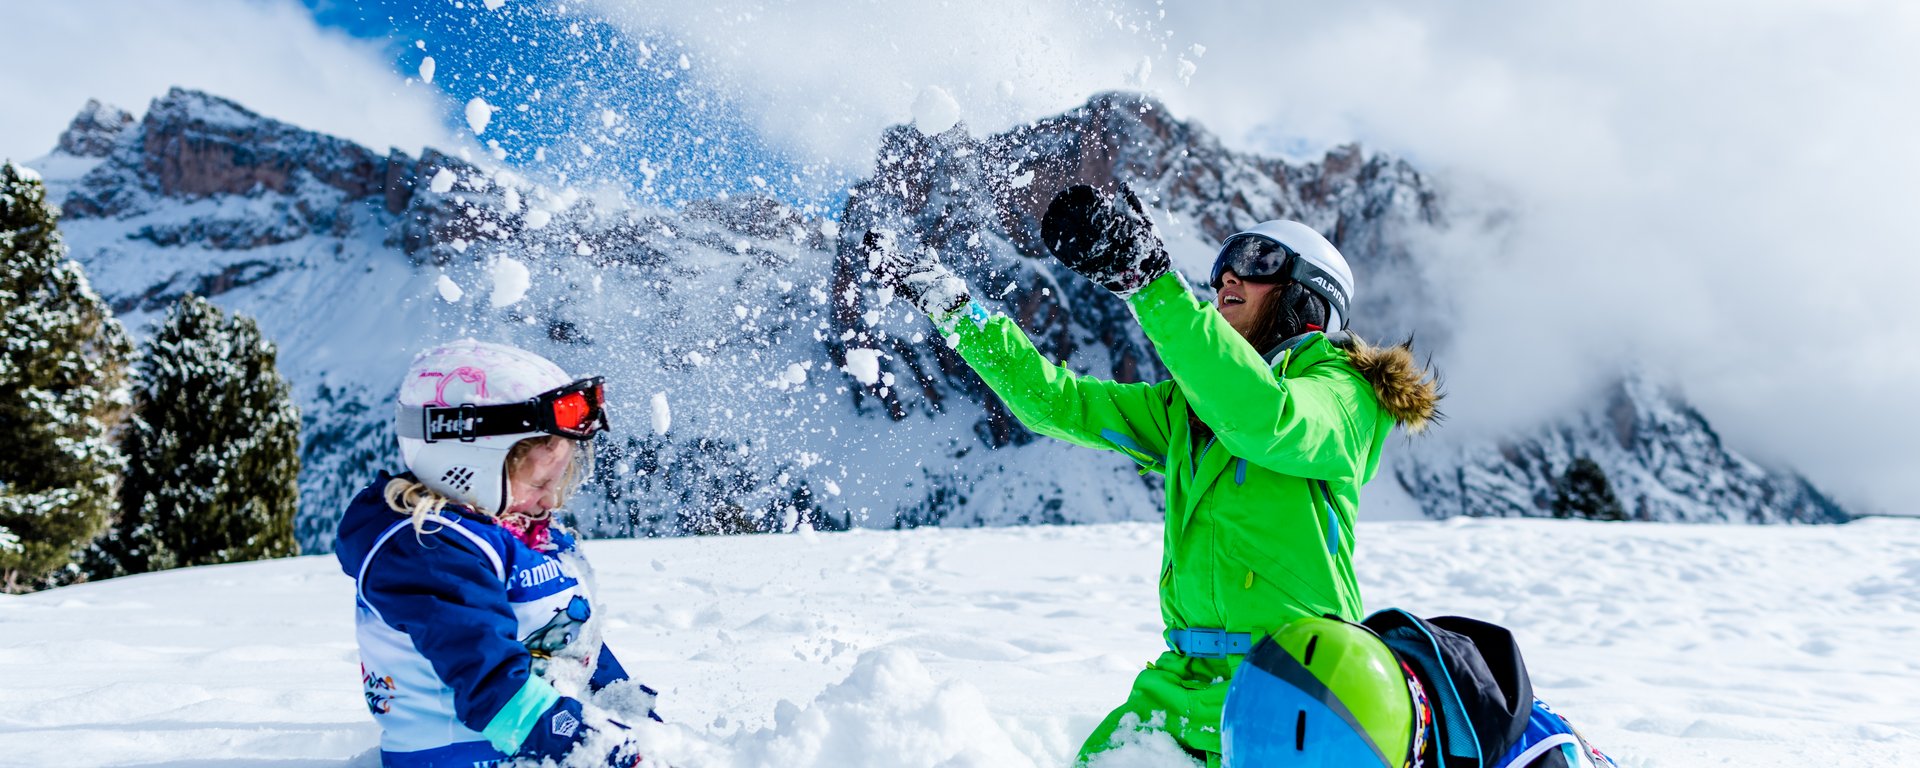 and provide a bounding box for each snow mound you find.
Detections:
[725,648,1033,767]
